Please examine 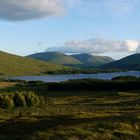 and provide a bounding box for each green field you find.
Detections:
[0,80,140,140]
